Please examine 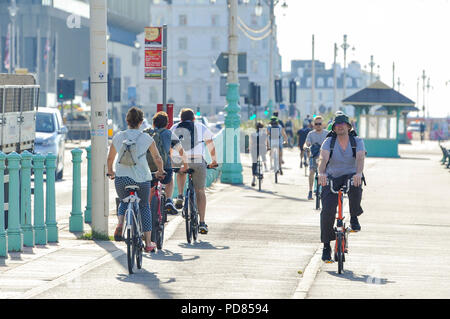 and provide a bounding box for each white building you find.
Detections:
[282,59,372,119]
[138,0,282,118]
